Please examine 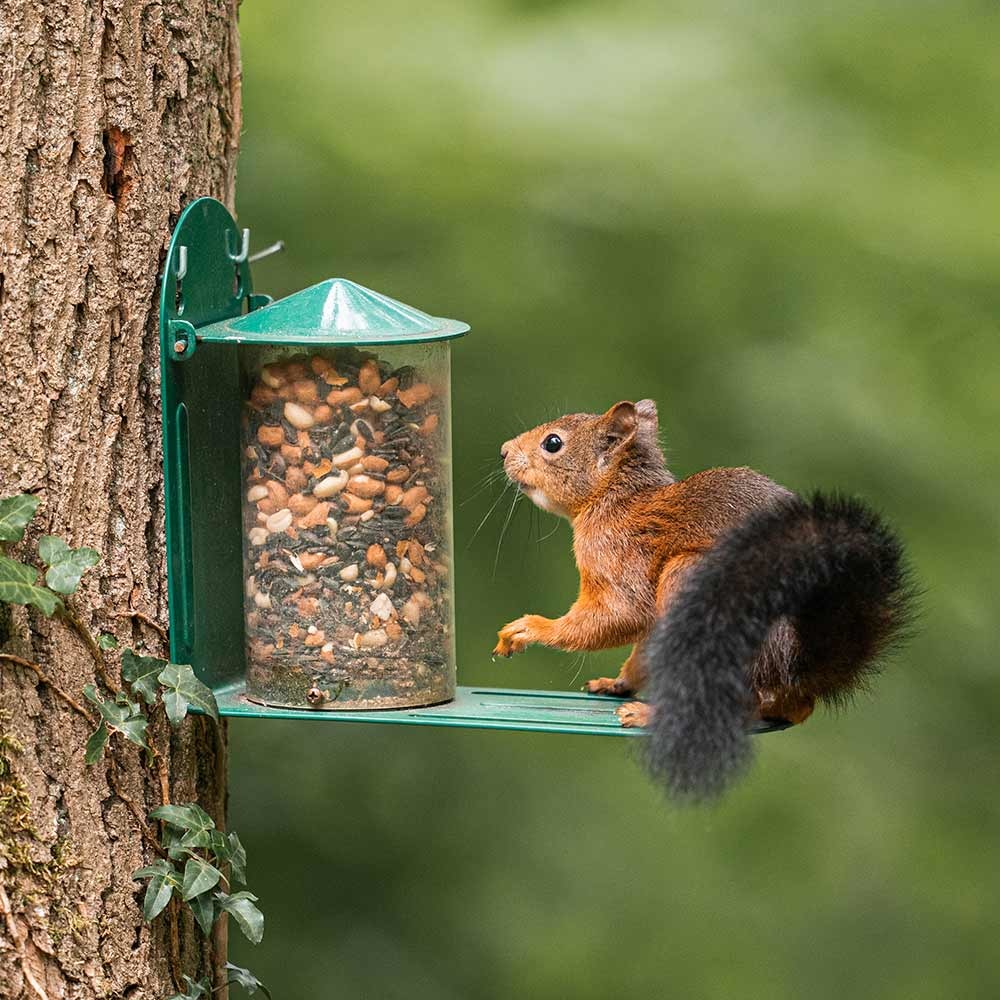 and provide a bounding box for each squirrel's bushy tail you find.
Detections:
[644,492,915,802]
